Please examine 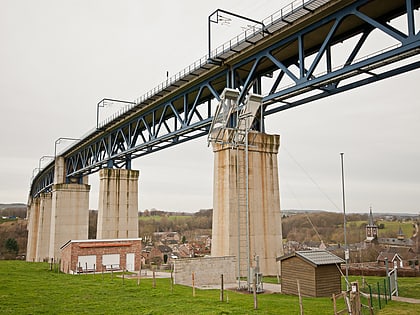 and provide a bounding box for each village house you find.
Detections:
[376,251,404,268]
